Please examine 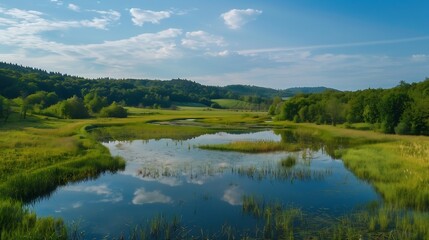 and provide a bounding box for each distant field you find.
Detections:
[212,99,262,110]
